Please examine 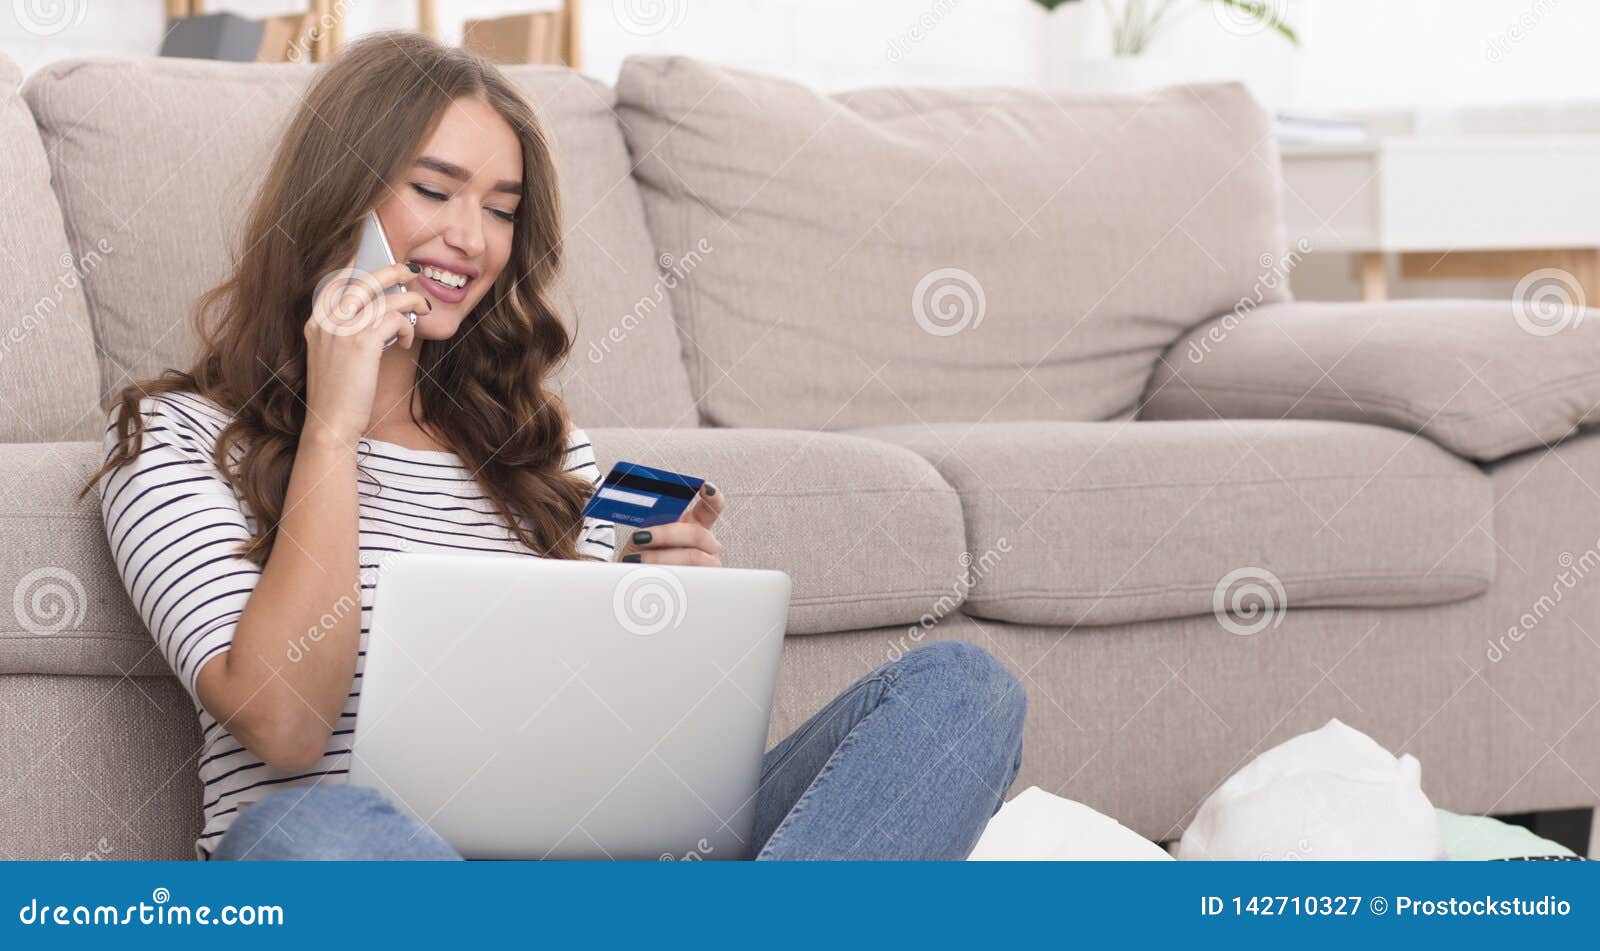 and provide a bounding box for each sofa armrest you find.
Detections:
[1141,300,1600,461]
